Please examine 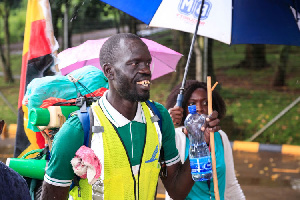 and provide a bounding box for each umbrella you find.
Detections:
[100,0,300,104]
[57,37,182,80]
[100,0,300,46]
